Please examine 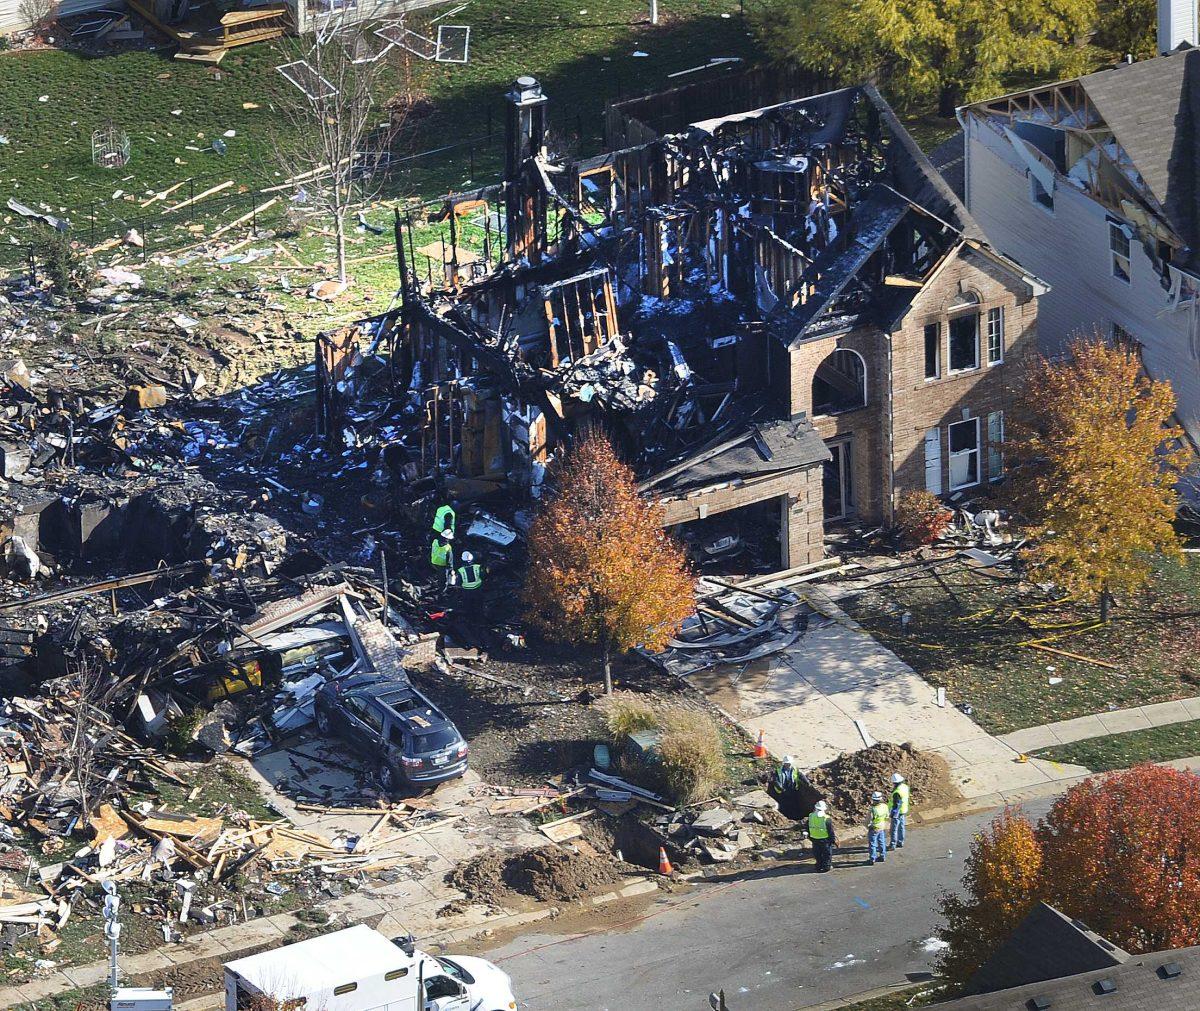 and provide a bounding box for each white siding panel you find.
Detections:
[0,0,25,33]
[965,116,1200,448]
